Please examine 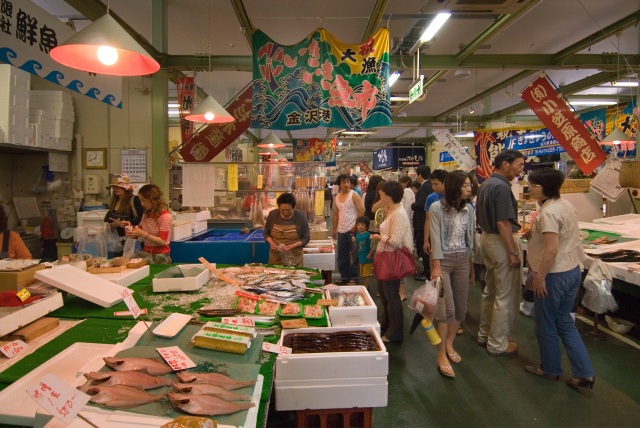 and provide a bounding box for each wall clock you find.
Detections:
[83,148,107,169]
